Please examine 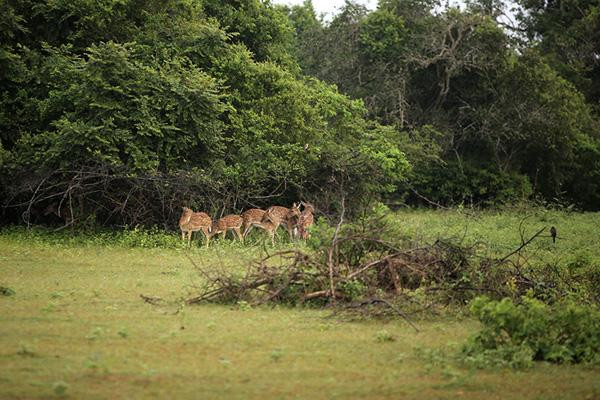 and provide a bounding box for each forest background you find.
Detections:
[1,0,599,227]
